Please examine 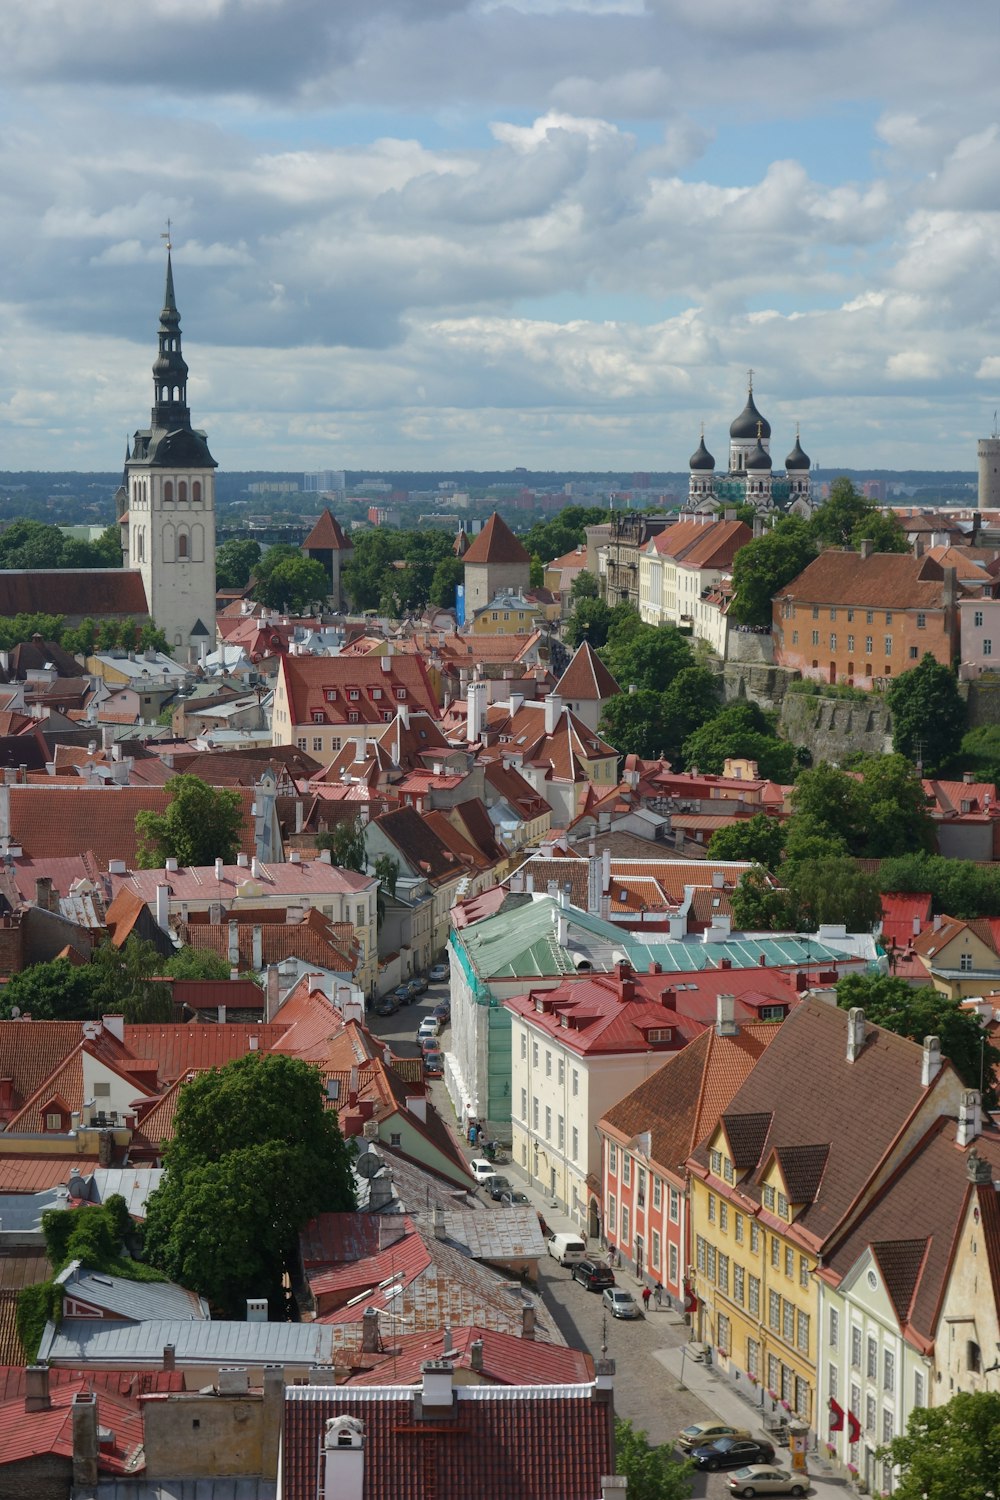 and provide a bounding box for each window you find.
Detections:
[558,1115,565,1149]
[623,1155,632,1186]
[520,1088,527,1119]
[94,1082,111,1098]
[735,1213,744,1243]
[558,1057,564,1084]
[798,1255,809,1288]
[865,635,873,653]
[669,1187,679,1222]
[771,1237,780,1269]
[723,1157,734,1183]
[621,1205,630,1244]
[986,639,993,657]
[653,1176,662,1210]
[348,712,359,723]
[706,1245,716,1281]
[312,737,323,752]
[609,1192,617,1229]
[967,1340,982,1373]
[811,630,820,647]
[747,1337,760,1378]
[710,1149,722,1175]
[734,1264,745,1304]
[830,633,837,650]
[718,1253,729,1294]
[914,1370,925,1408]
[829,607,837,621]
[975,609,984,628]
[545,1050,552,1077]
[795,1376,810,1420]
[909,646,919,659]
[390,1131,402,1147]
[572,1068,579,1096]
[785,1246,794,1278]
[669,1242,678,1286]
[532,1041,539,1067]
[886,612,893,625]
[696,1235,707,1273]
[544,1106,551,1139]
[768,1290,781,1331]
[882,1410,894,1447]
[651,1229,661,1268]
[45,1112,62,1131]
[571,1126,579,1159]
[717,1311,731,1356]
[520,1033,527,1059]
[883,1348,894,1392]
[296,736,307,750]
[750,1223,760,1253]
[847,634,855,652]
[797,1309,809,1353]
[884,636,893,655]
[708,1193,715,1223]
[719,1202,728,1231]
[778,1192,789,1219]
[748,1275,760,1315]
[783,1299,794,1341]
[866,610,874,624]
[792,631,798,645]
[763,1184,776,1211]
[812,605,819,619]
[865,1395,876,1434]
[533,1097,539,1129]
[637,1167,646,1208]
[867,1336,878,1380]
[851,1327,862,1368]
[768,1354,780,1394]
[608,1143,617,1174]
